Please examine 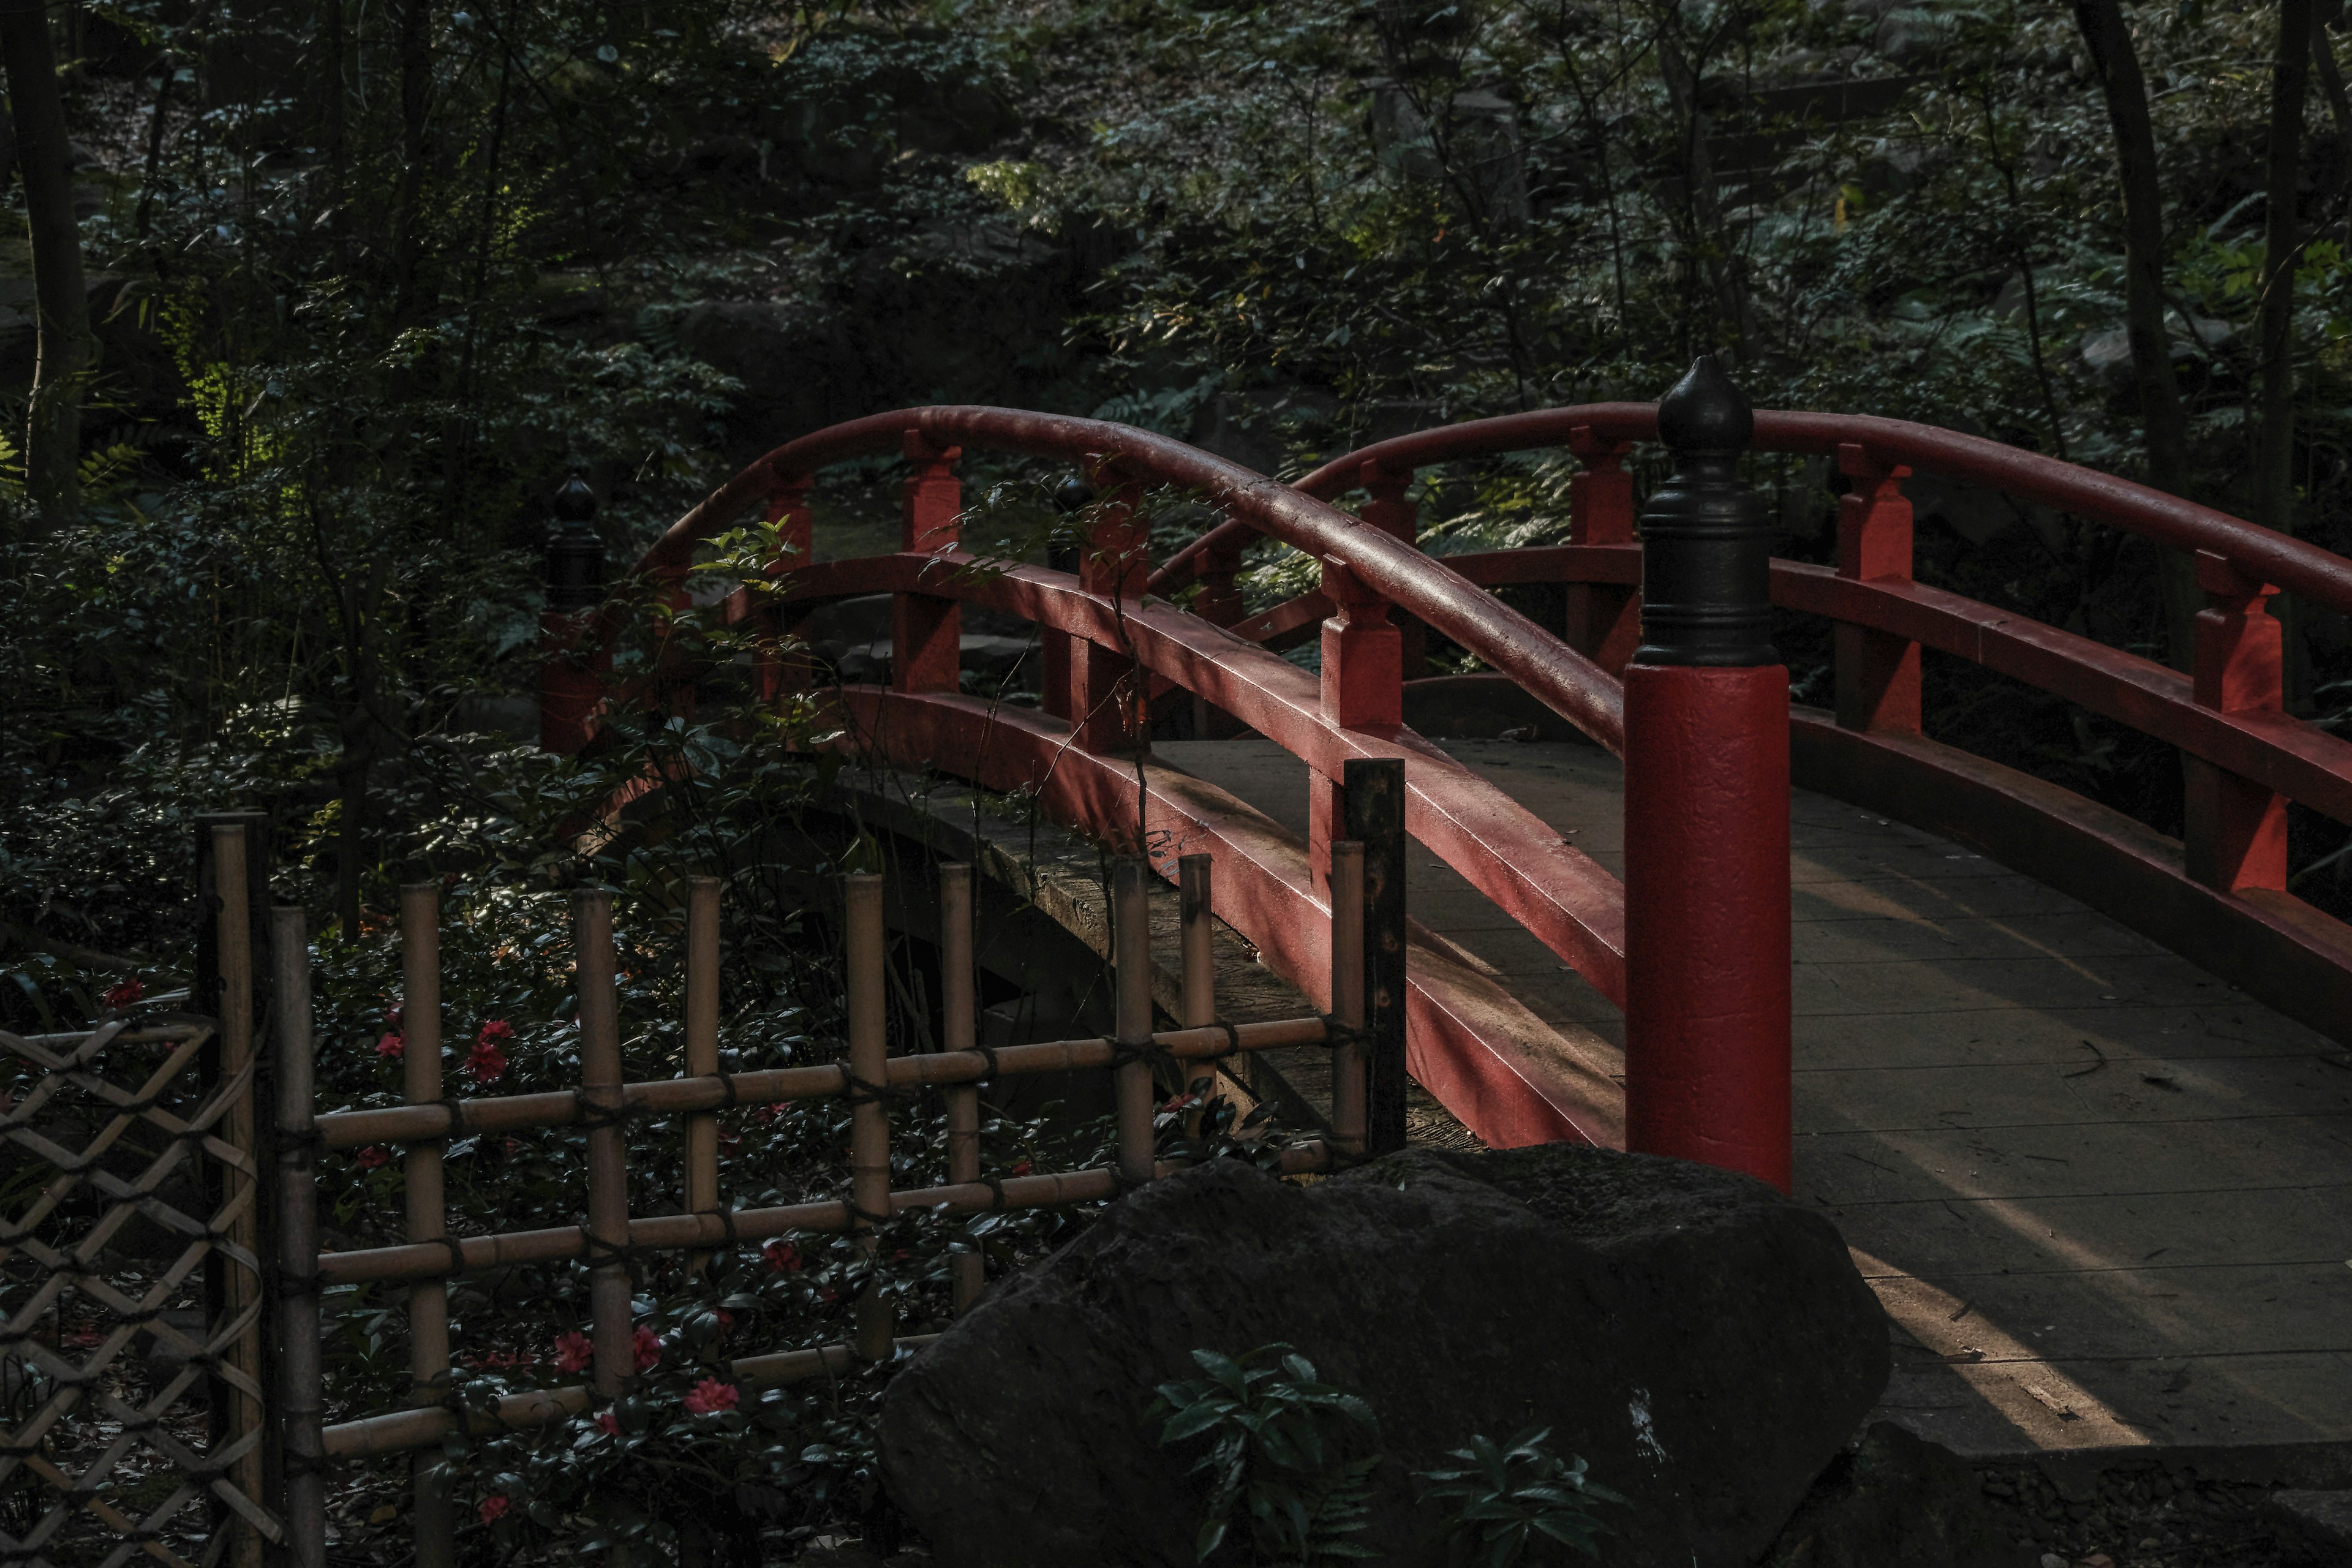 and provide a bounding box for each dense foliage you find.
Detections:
[0,0,2345,1557]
